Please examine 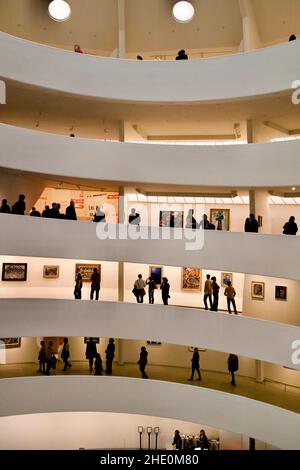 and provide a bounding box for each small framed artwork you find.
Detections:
[147,341,162,346]
[43,265,60,279]
[75,264,101,282]
[188,346,207,352]
[0,338,21,348]
[149,266,163,285]
[182,267,201,291]
[2,263,27,281]
[221,272,233,288]
[210,209,230,231]
[84,337,100,344]
[251,281,265,300]
[275,286,287,301]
